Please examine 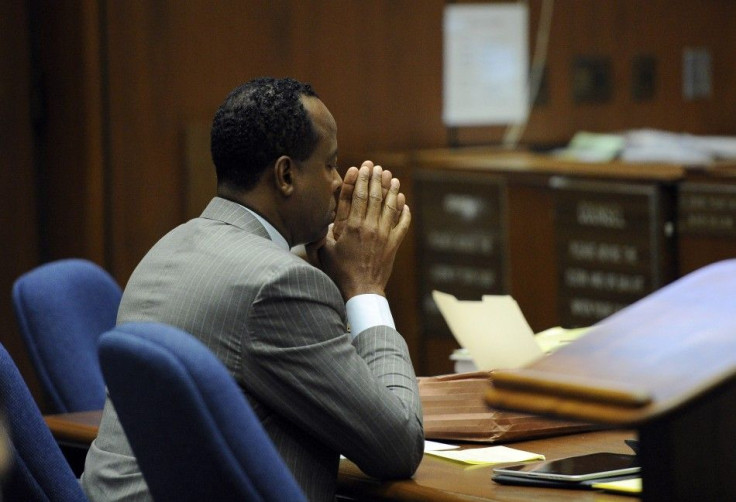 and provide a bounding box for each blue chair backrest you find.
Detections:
[98,322,306,502]
[0,341,88,501]
[12,258,122,412]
